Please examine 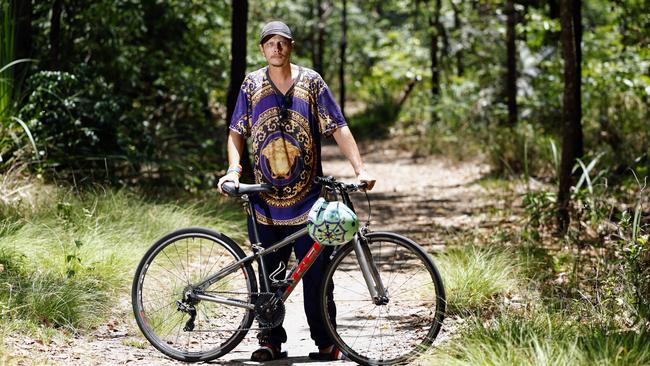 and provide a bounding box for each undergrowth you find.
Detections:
[0,181,245,335]
[424,163,649,365]
[437,246,522,316]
